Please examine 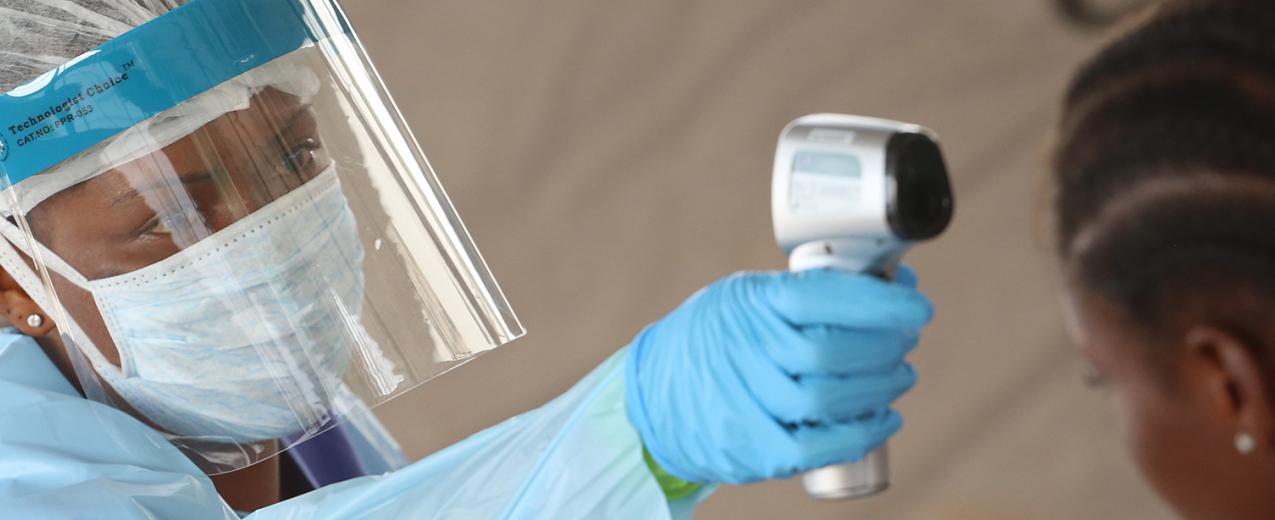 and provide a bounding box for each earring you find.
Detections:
[1235,431,1256,455]
[24,314,43,329]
